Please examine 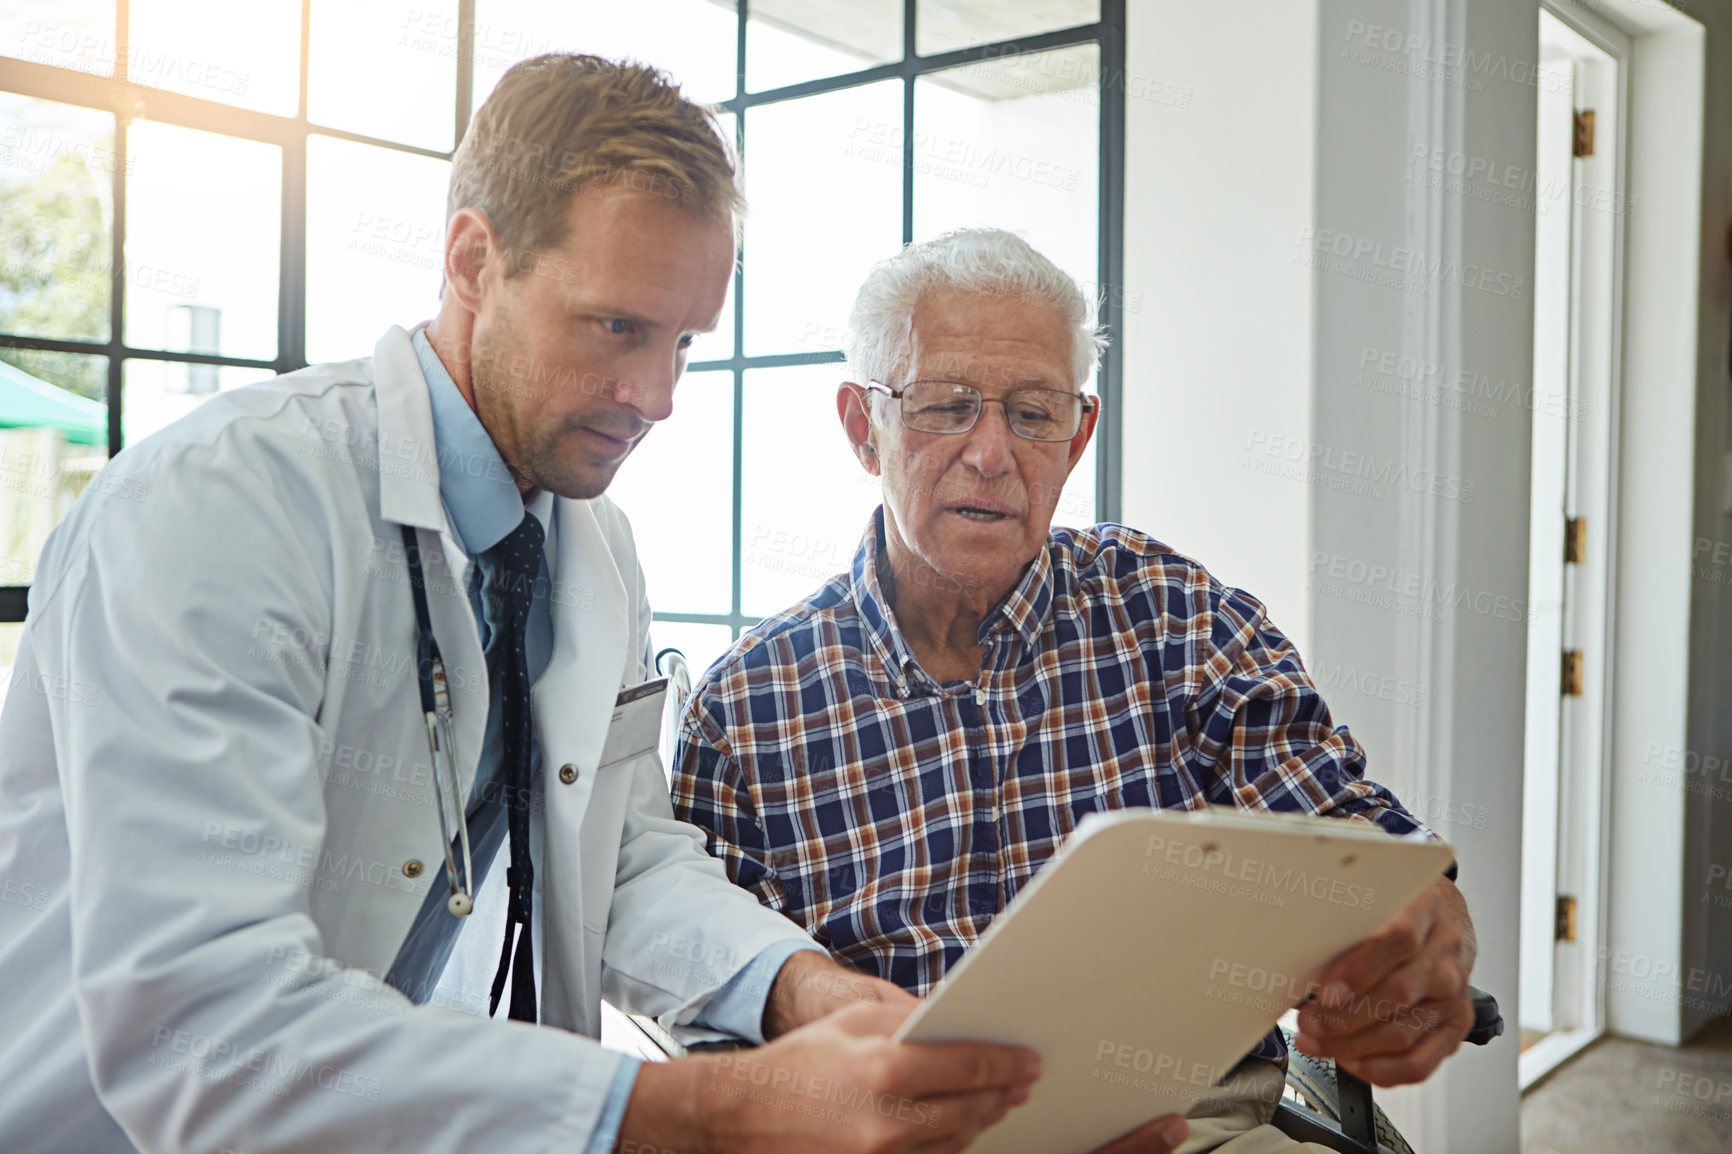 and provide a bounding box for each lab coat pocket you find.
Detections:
[576,750,647,933]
